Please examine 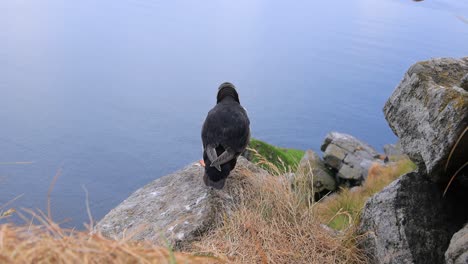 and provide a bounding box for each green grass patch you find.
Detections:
[246,138,304,173]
